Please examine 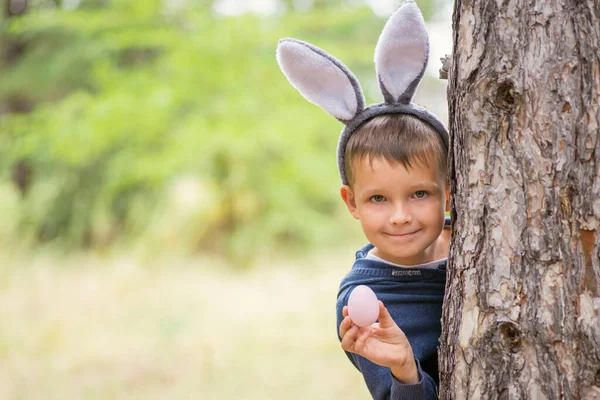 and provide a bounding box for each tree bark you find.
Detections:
[440,1,600,399]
